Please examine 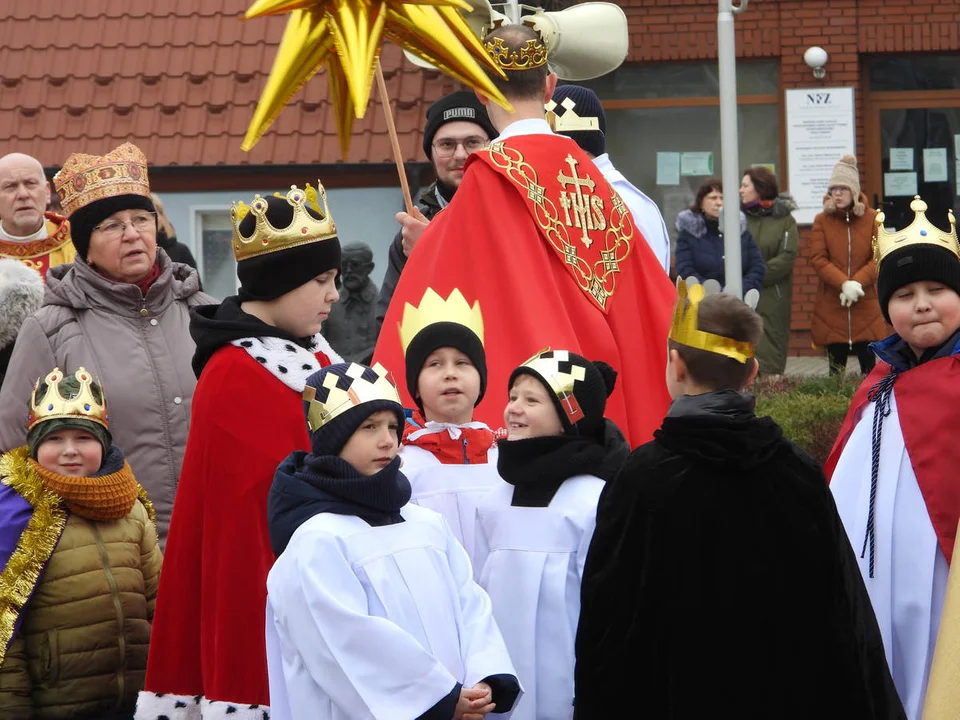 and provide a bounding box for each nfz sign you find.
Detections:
[805,92,833,105]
